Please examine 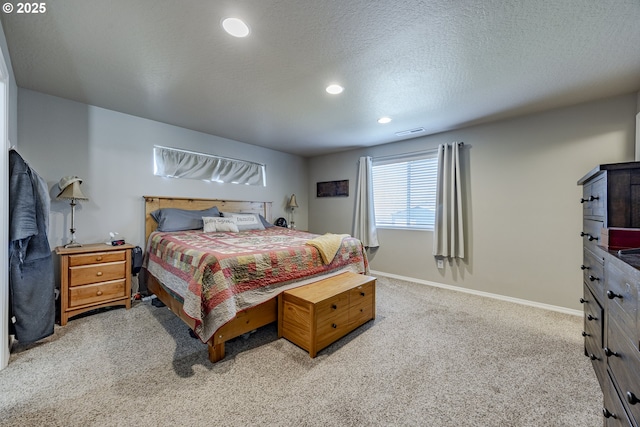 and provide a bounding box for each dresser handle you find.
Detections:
[627,392,639,405]
[604,347,619,358]
[331,304,337,310]
[96,290,103,296]
[588,275,599,282]
[602,408,616,419]
[587,314,597,321]
[580,265,589,270]
[96,271,103,277]
[580,196,599,203]
[579,232,598,241]
[588,353,599,361]
[581,331,590,337]
[96,256,103,261]
[331,323,337,329]
[579,298,587,304]
[606,290,622,300]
